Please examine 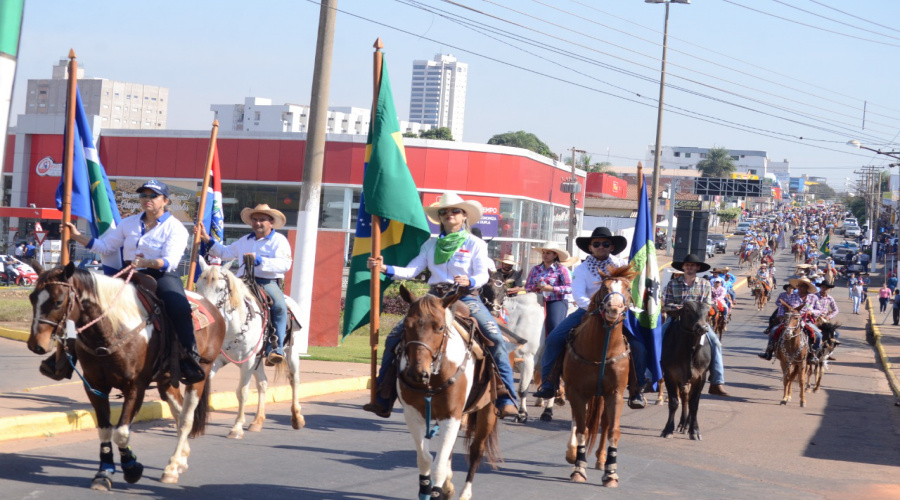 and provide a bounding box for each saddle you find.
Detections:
[450,307,507,414]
